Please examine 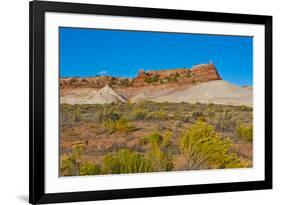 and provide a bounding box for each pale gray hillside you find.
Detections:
[61,85,127,104]
[151,80,252,106]
[61,81,252,106]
